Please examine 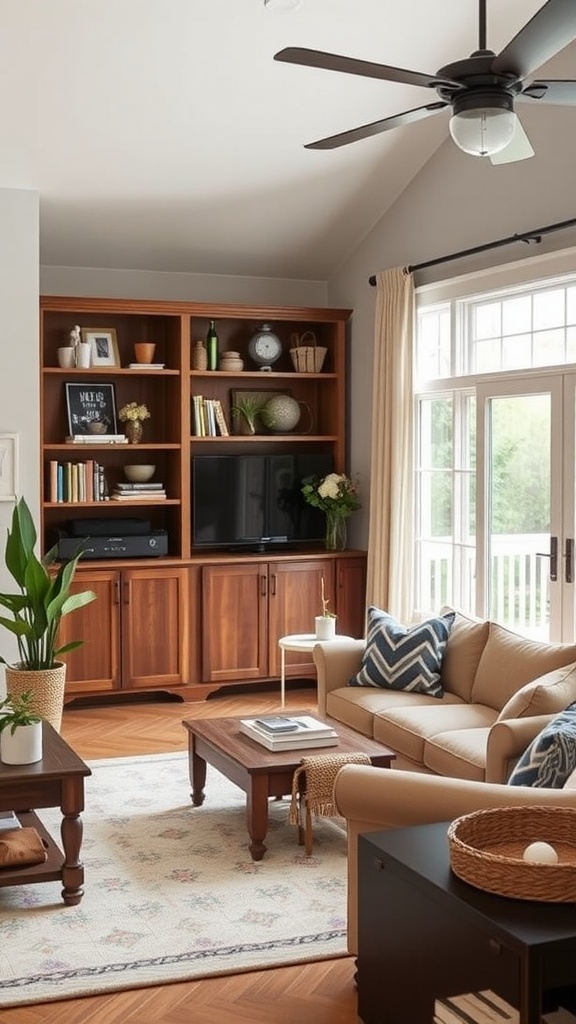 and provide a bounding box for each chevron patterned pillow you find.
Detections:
[348,606,456,698]
[507,702,576,788]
